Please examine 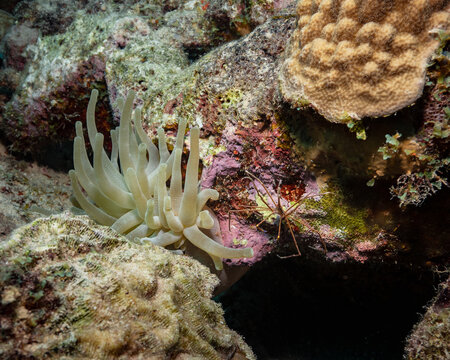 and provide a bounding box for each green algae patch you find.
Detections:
[302,184,377,244]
